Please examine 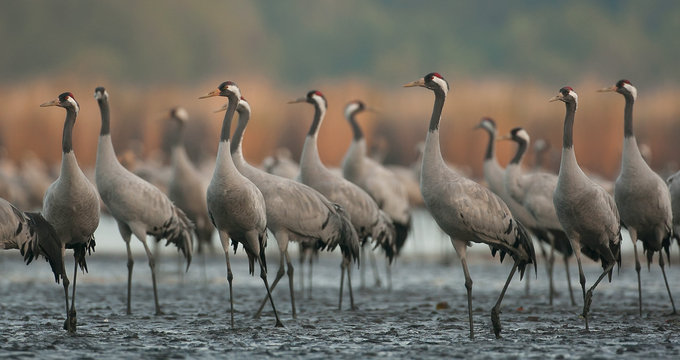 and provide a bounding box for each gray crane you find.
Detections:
[94,87,193,316]
[500,127,576,305]
[404,73,536,339]
[551,86,622,330]
[40,92,100,332]
[166,107,214,256]
[341,100,411,290]
[290,90,397,310]
[199,81,282,328]
[217,95,359,319]
[599,80,676,315]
